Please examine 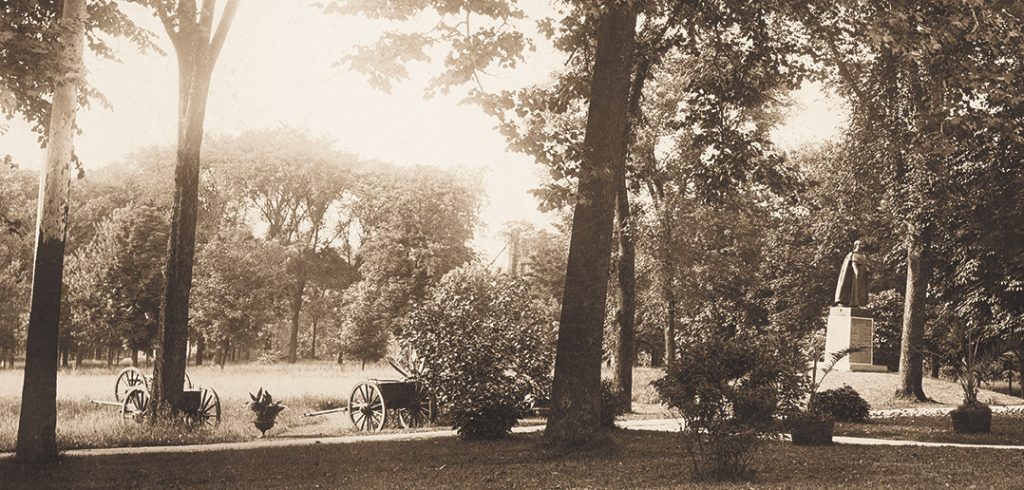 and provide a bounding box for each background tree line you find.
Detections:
[0,128,483,369]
